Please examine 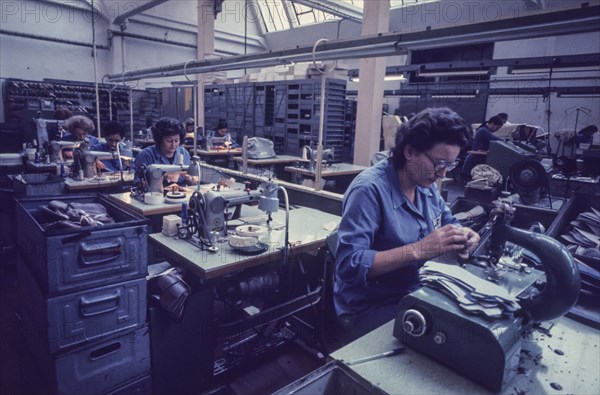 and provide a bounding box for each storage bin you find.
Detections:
[20,325,150,395]
[13,173,64,196]
[19,261,147,353]
[15,194,148,294]
[272,360,388,395]
[106,374,152,395]
[0,153,22,166]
